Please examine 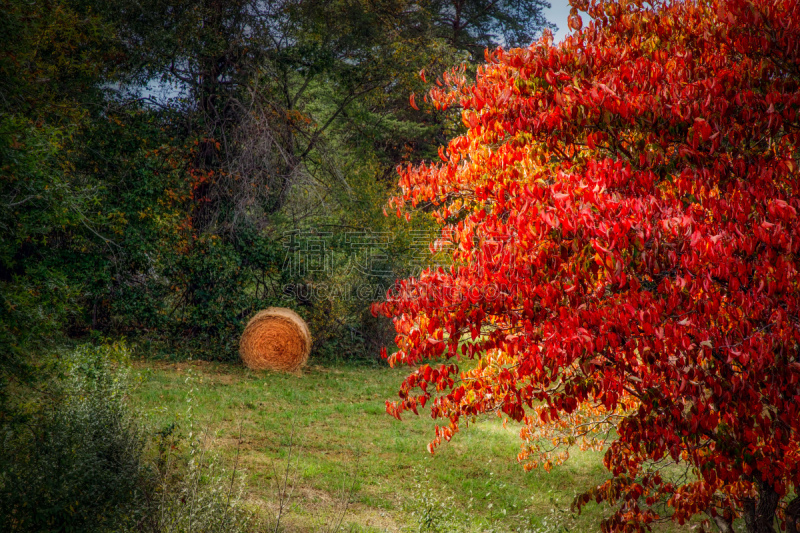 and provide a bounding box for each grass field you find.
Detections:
[131,359,692,533]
